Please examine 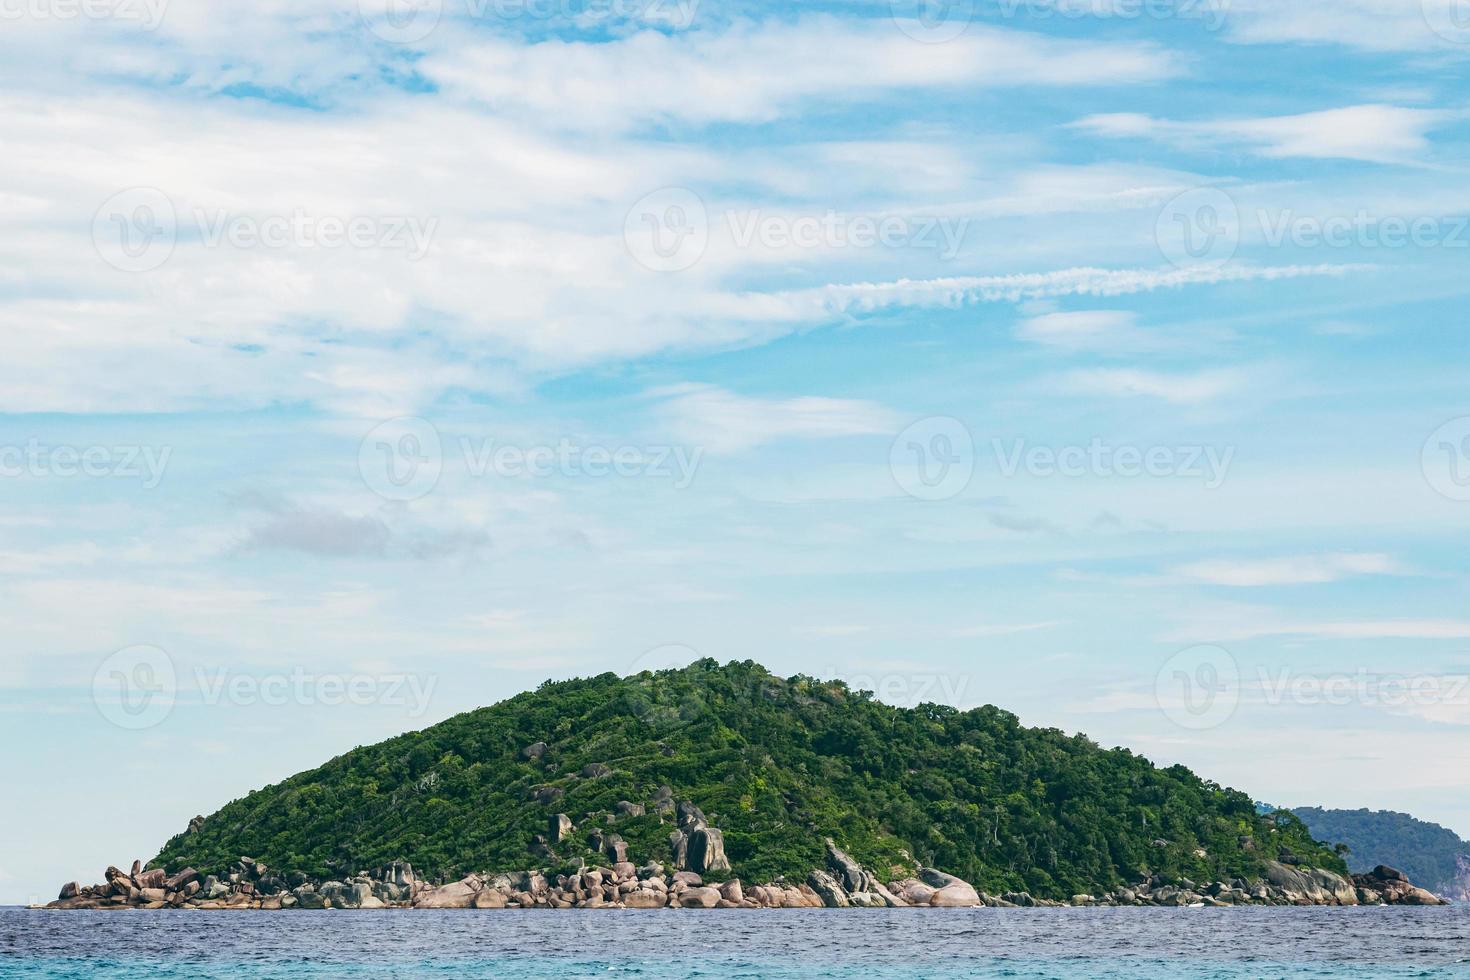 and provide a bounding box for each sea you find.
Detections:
[2,905,1468,978]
